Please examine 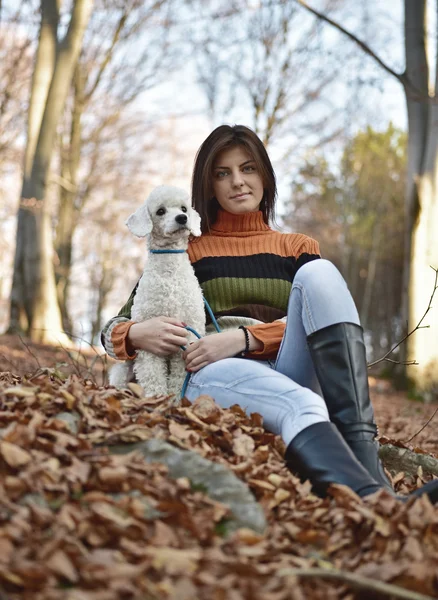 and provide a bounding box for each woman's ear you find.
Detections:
[125,203,152,237]
[189,207,202,237]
